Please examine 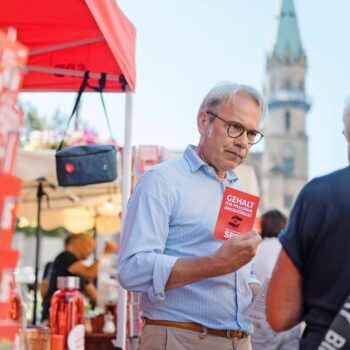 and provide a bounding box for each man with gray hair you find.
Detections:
[118,82,267,350]
[266,98,350,349]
